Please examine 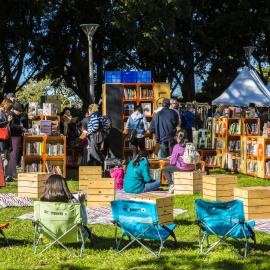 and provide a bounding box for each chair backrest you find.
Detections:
[195,199,245,223]
[34,201,82,242]
[111,200,158,225]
